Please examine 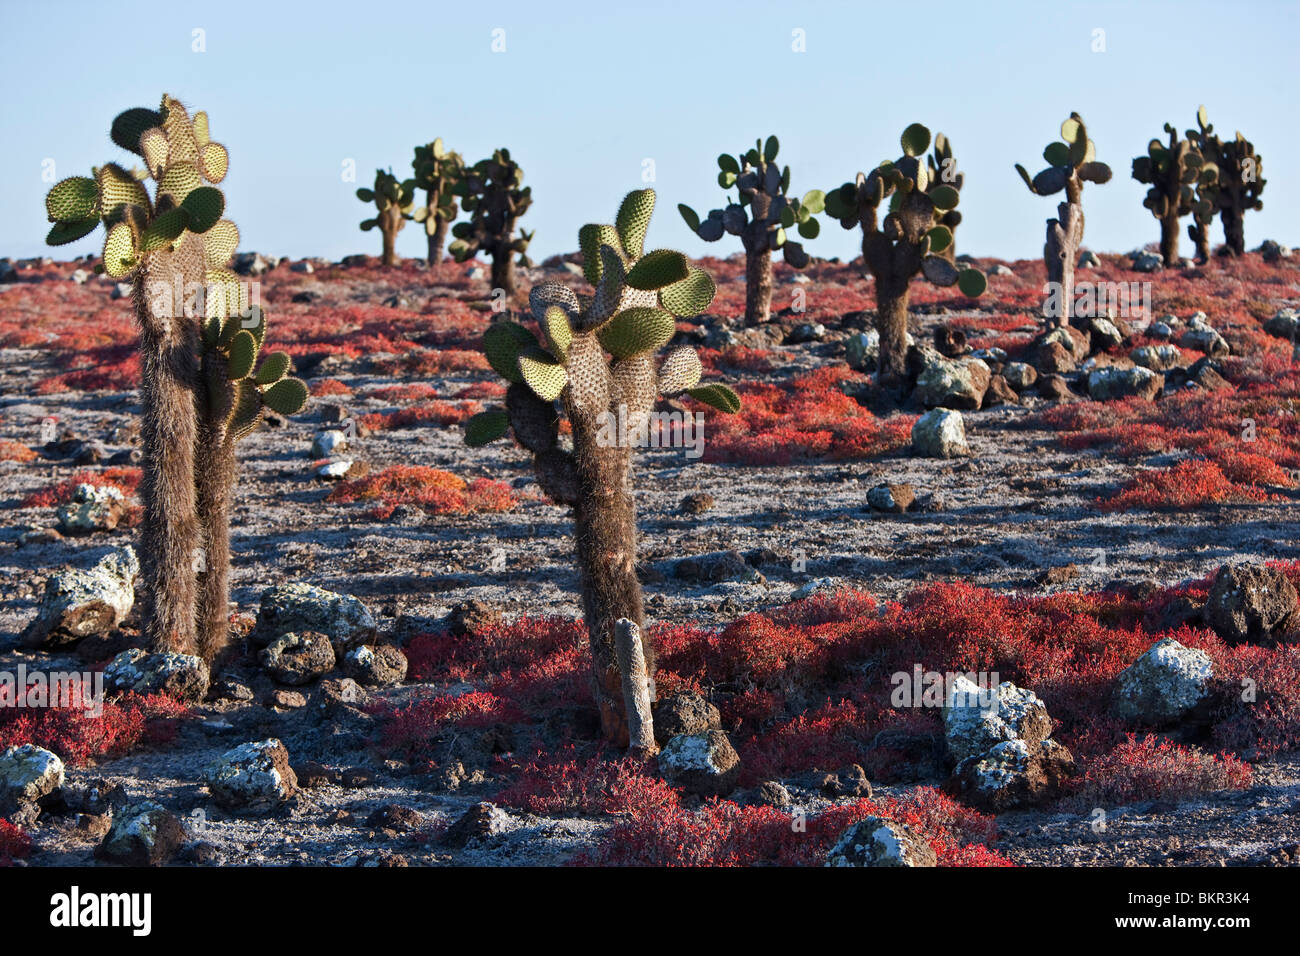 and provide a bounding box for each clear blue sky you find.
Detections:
[2,0,1295,264]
